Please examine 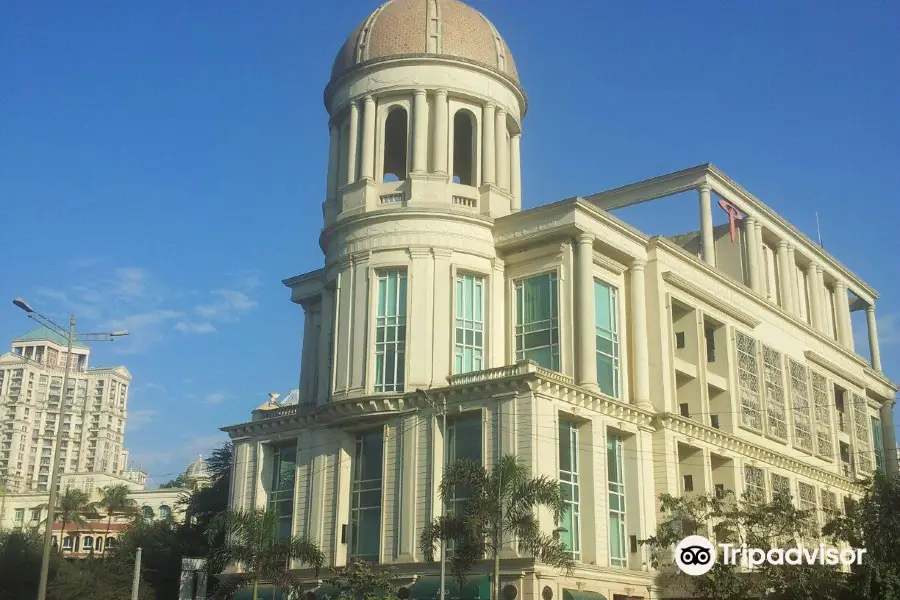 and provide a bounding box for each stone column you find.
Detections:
[360,95,376,180]
[317,286,334,404]
[576,234,598,391]
[510,133,522,211]
[815,265,829,332]
[433,89,448,174]
[631,260,651,408]
[326,121,340,201]
[491,258,506,368]
[786,245,801,316]
[482,103,496,186]
[299,305,318,400]
[698,184,715,266]
[807,263,823,331]
[431,249,453,387]
[776,241,794,313]
[754,221,767,296]
[834,282,852,349]
[880,402,898,473]
[397,415,418,560]
[495,108,509,191]
[344,100,359,185]
[412,89,428,173]
[867,305,882,372]
[744,216,761,293]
